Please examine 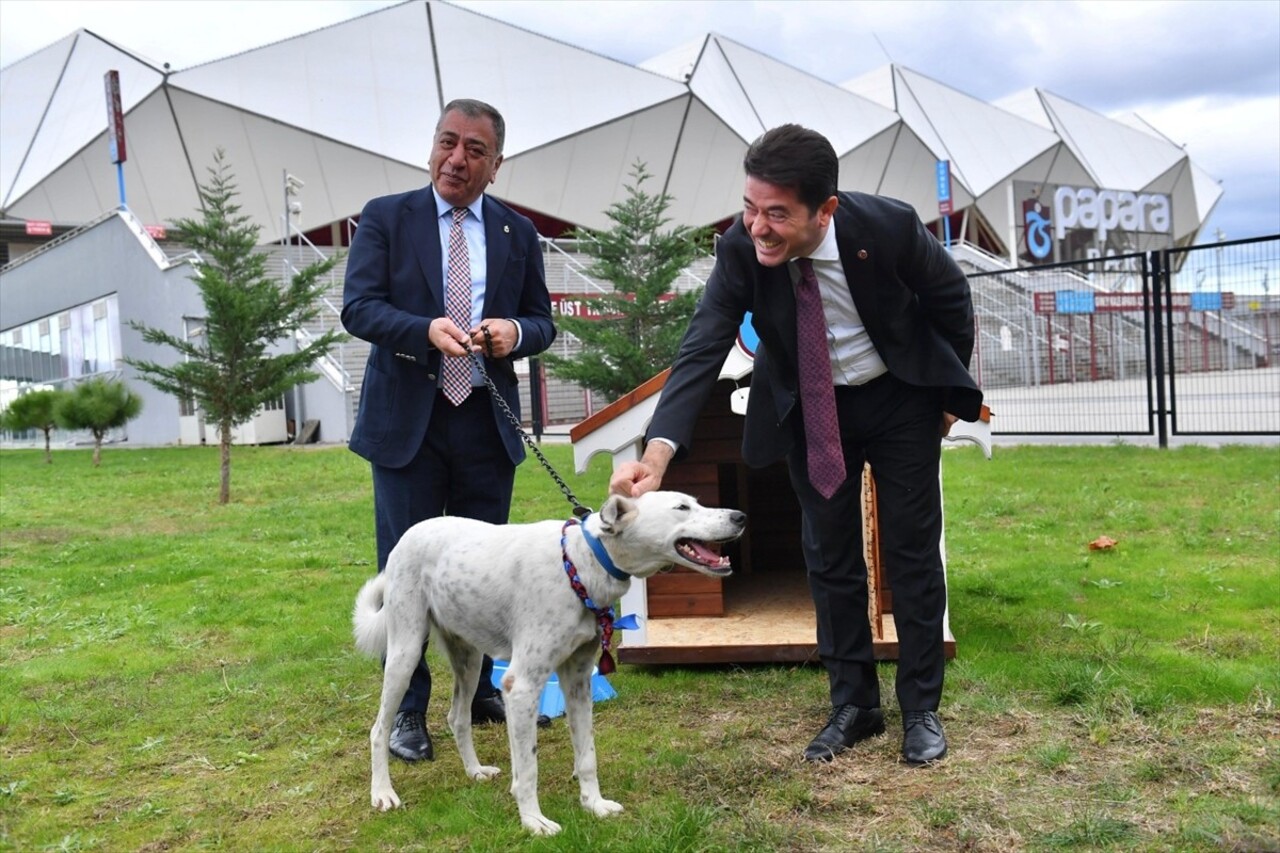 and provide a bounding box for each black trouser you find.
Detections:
[787,373,947,712]
[371,391,515,714]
